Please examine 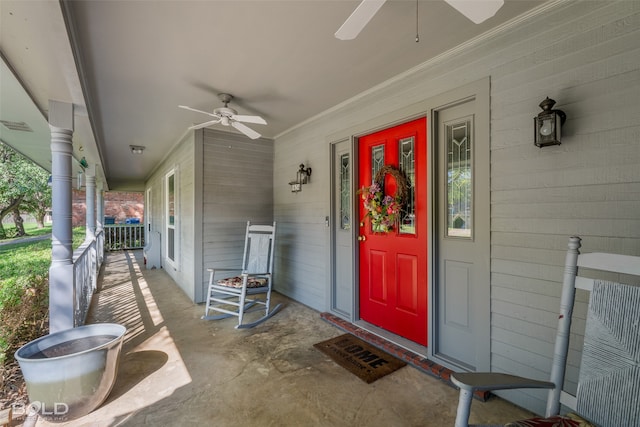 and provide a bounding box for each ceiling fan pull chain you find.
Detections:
[415,0,419,43]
